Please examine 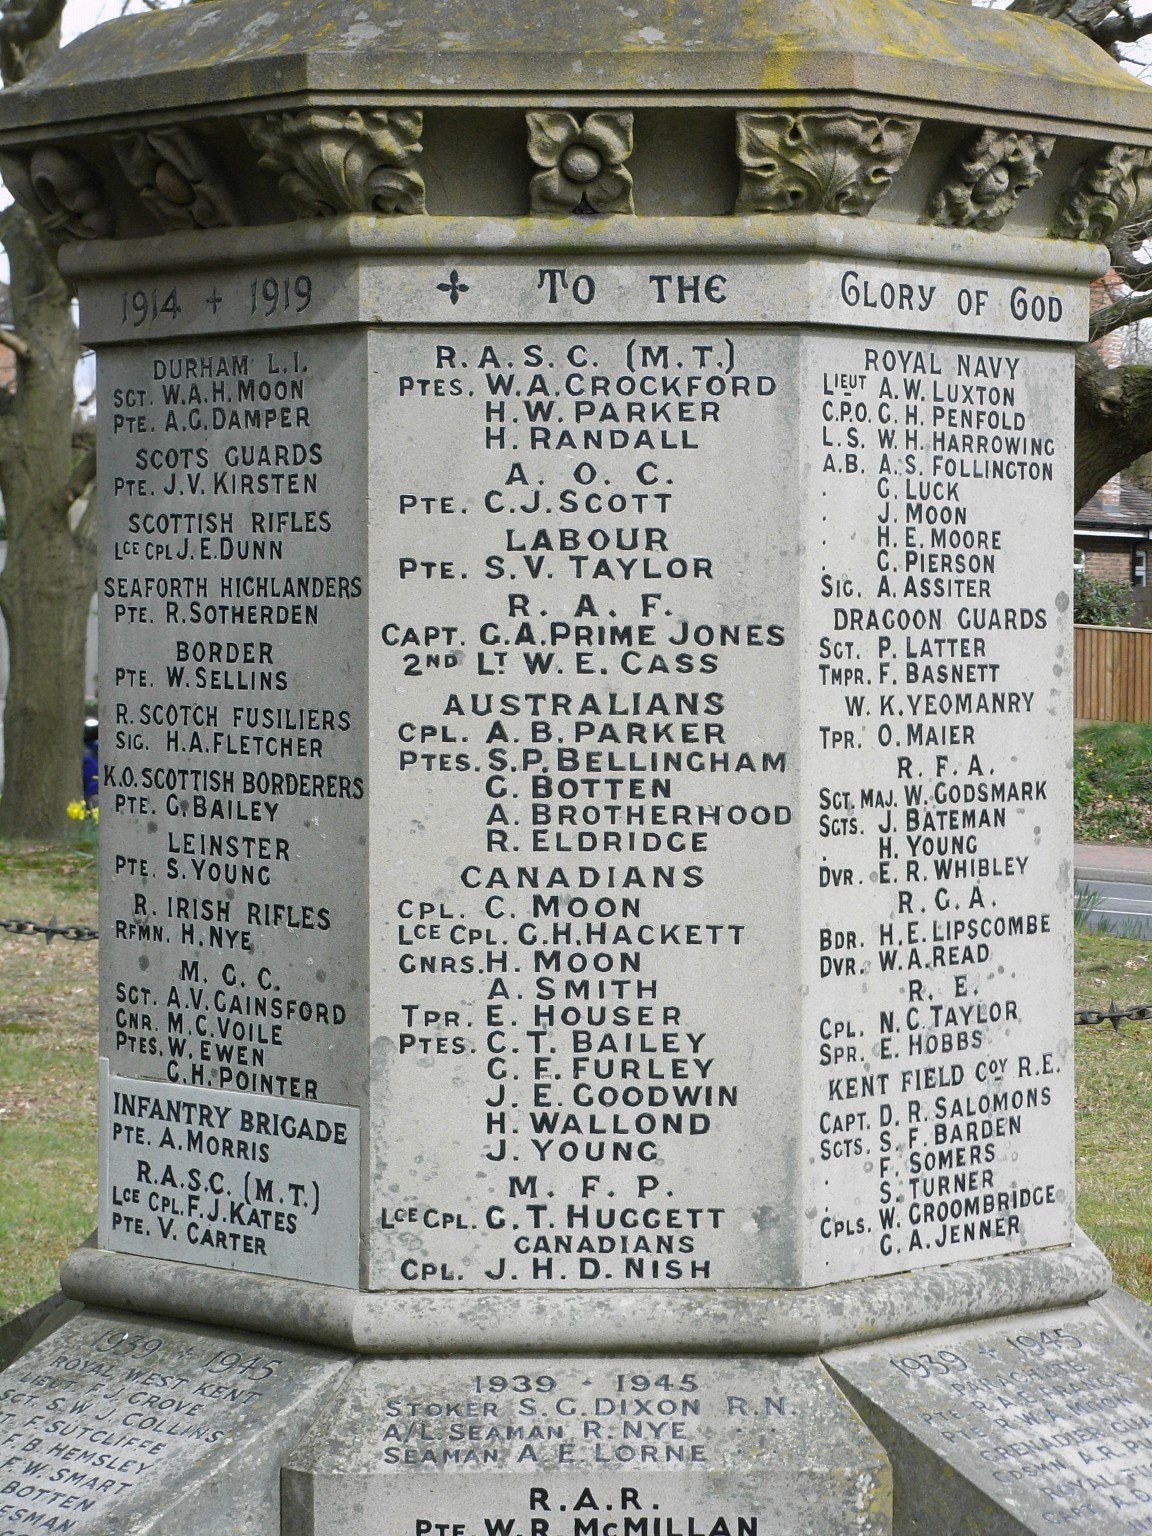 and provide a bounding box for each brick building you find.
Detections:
[1074,271,1152,604]
[1075,482,1152,587]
